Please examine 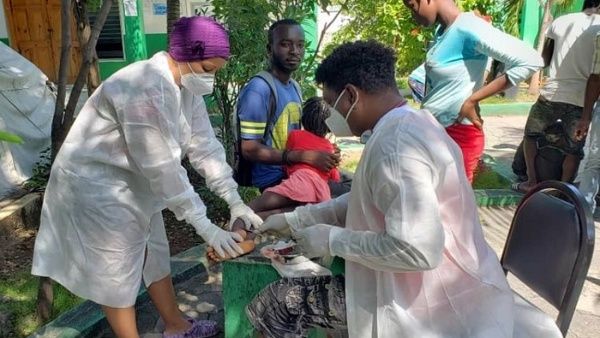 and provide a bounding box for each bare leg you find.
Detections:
[249,192,299,213]
[561,154,580,183]
[521,136,539,192]
[146,275,191,335]
[101,305,139,338]
[256,207,299,220]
